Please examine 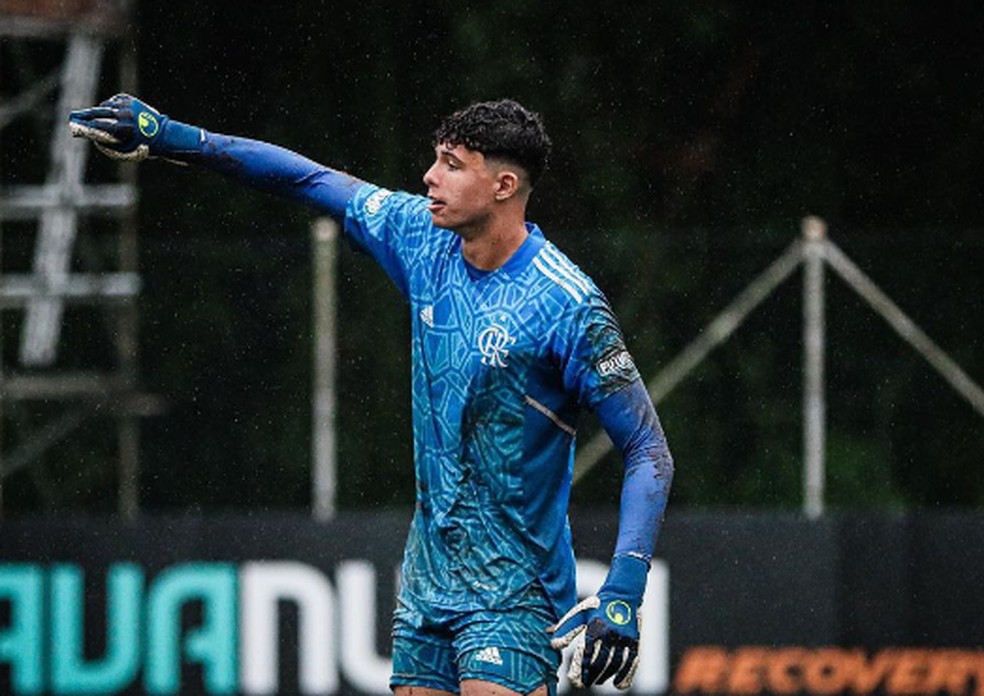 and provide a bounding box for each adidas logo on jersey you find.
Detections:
[474,646,504,666]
